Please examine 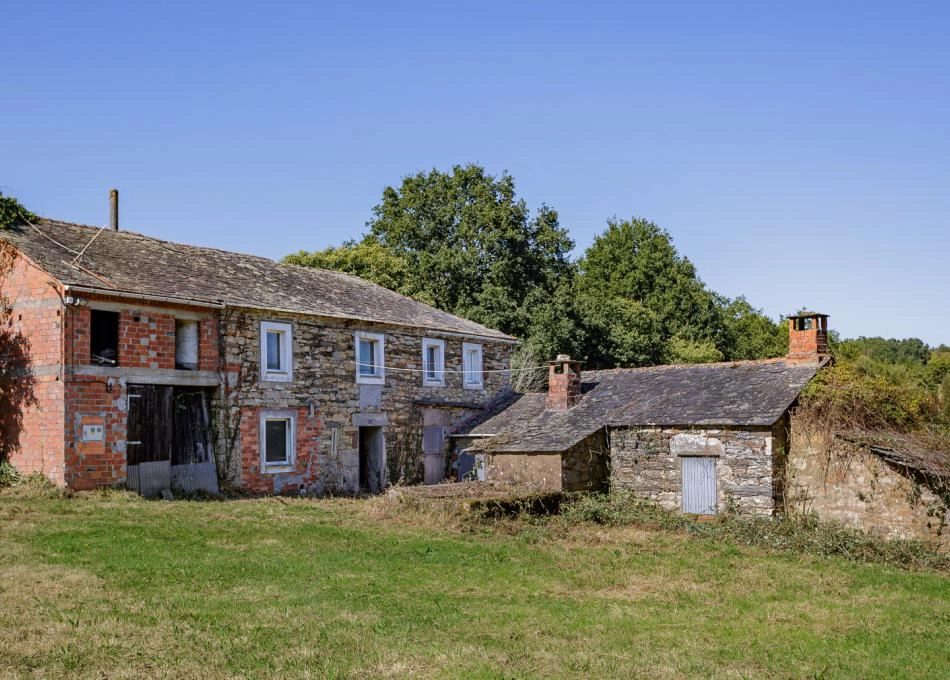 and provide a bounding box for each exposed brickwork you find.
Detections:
[117,310,176,370]
[546,356,582,411]
[787,314,829,360]
[63,376,129,489]
[2,254,65,482]
[238,405,322,494]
